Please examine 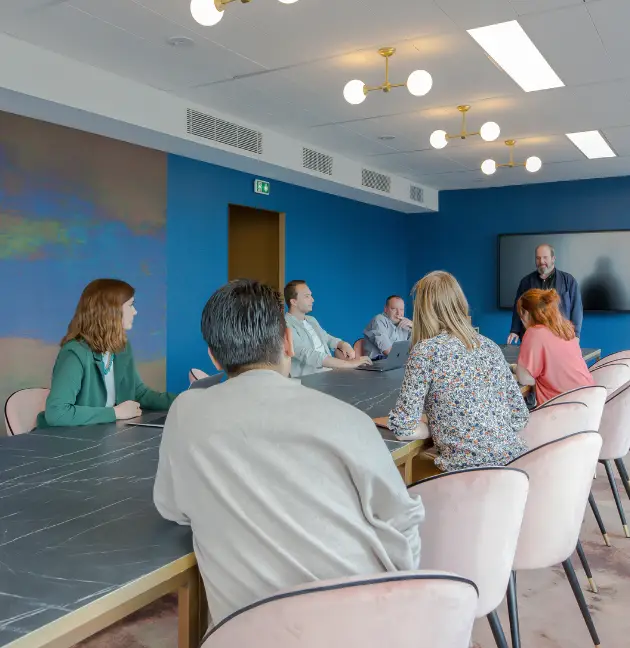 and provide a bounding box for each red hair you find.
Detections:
[518,289,575,341]
[61,279,135,353]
